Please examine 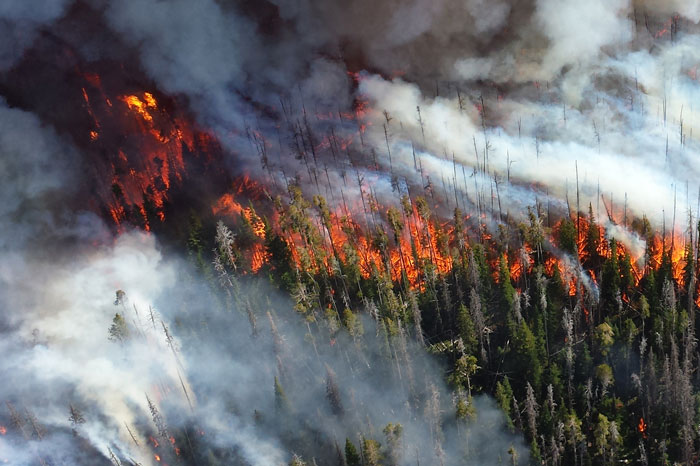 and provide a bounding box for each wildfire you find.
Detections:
[0,426,6,435]
[654,15,679,39]
[121,93,157,123]
[80,72,227,230]
[647,233,687,287]
[212,193,244,216]
[544,256,577,296]
[154,454,161,462]
[210,181,700,306]
[150,436,160,448]
[250,243,269,273]
[243,207,266,239]
[638,417,647,438]
[169,435,181,456]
